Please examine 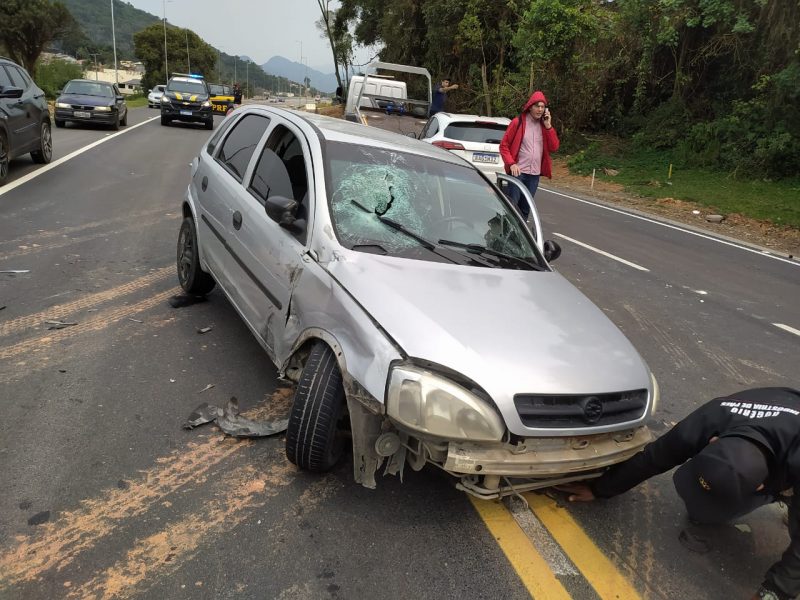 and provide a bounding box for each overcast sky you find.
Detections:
[126,0,377,73]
